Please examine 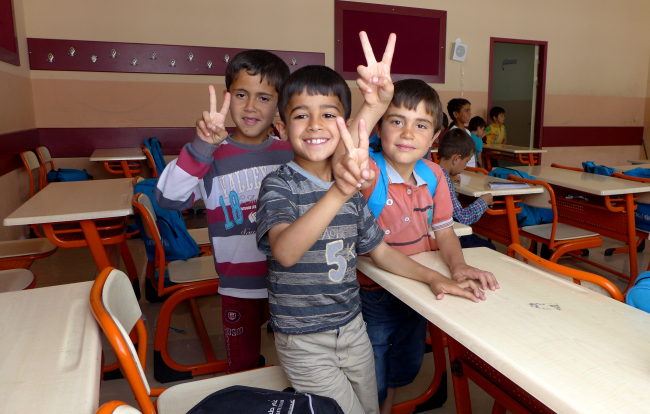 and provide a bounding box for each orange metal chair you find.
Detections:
[508,174,602,262]
[35,146,55,186]
[550,163,583,172]
[20,150,45,197]
[508,244,624,301]
[465,166,489,175]
[97,401,142,414]
[132,193,225,383]
[90,268,290,414]
[141,146,158,178]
